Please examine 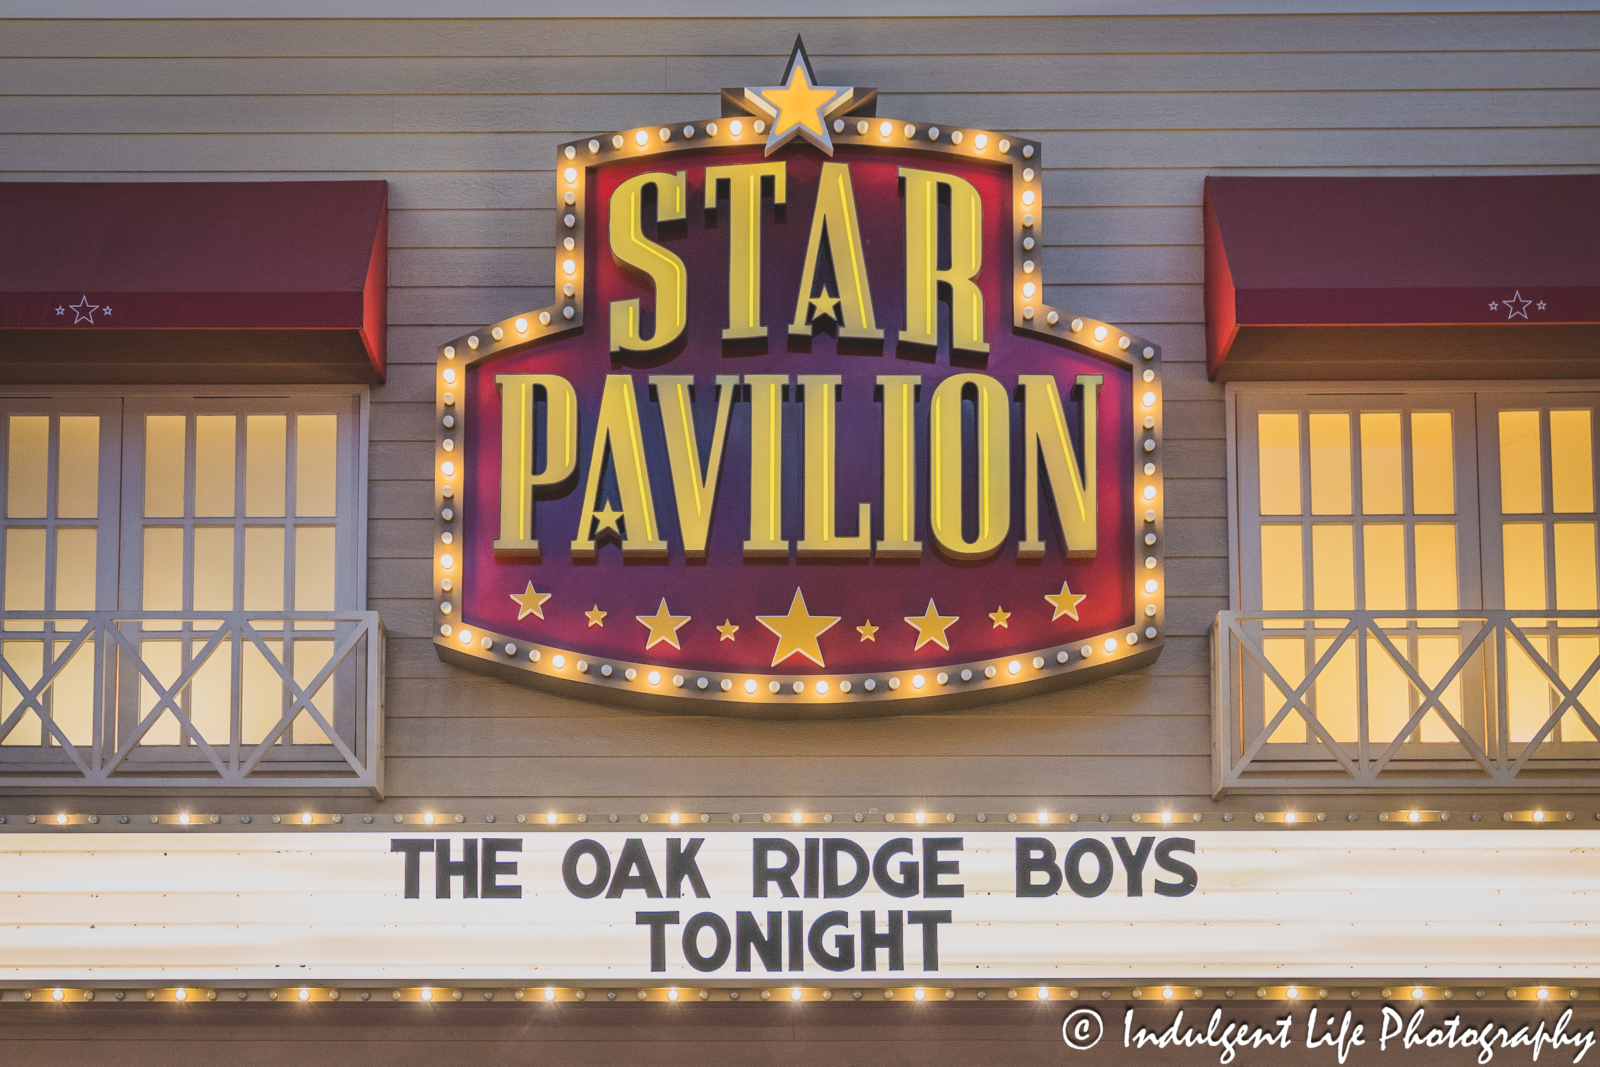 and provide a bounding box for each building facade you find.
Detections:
[2,5,1598,1064]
